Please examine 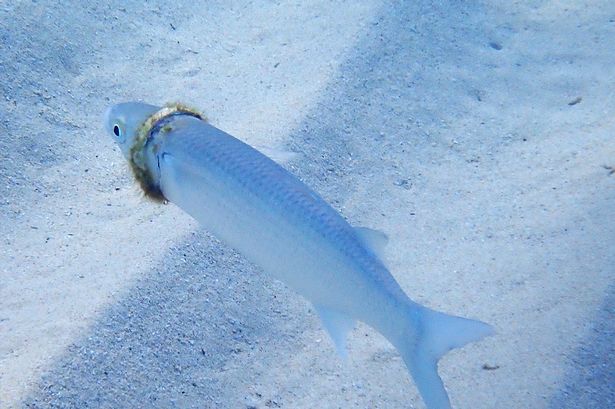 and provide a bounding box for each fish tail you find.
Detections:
[396,306,494,409]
